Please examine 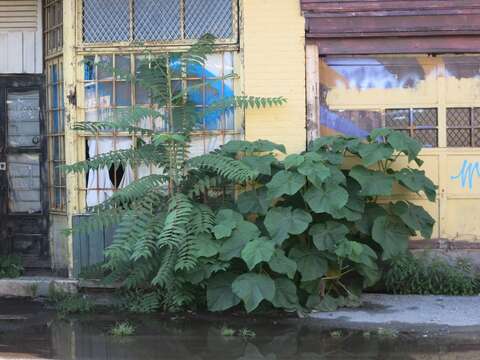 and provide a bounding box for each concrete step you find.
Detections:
[0,277,78,298]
